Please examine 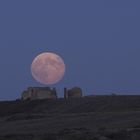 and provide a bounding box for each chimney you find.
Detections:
[64,87,67,99]
[52,87,57,98]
